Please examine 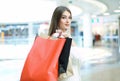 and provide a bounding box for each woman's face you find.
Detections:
[58,10,72,32]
